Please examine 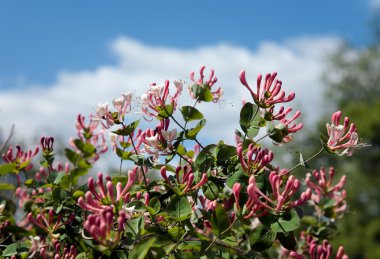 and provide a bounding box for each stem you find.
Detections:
[129,133,148,188]
[287,147,325,174]
[255,133,269,143]
[205,237,217,252]
[121,122,148,188]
